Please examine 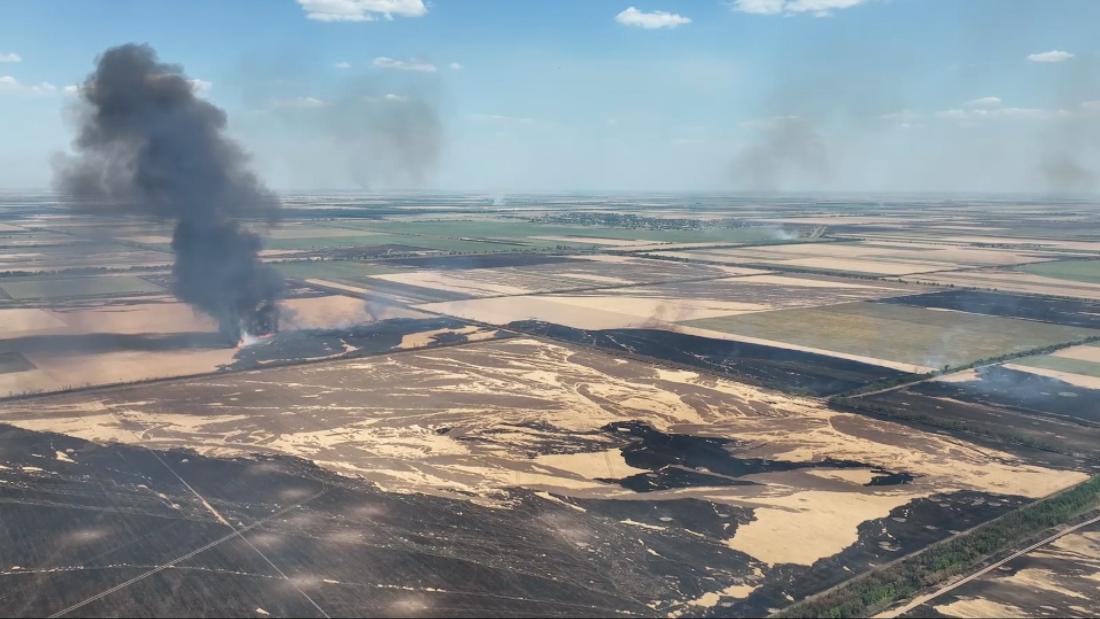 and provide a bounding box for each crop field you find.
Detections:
[338,218,792,246]
[4,193,1100,617]
[0,336,1086,616]
[370,255,767,298]
[1019,259,1100,285]
[881,290,1100,330]
[902,269,1100,301]
[647,239,1052,276]
[683,301,1099,371]
[417,274,921,332]
[1004,344,1100,389]
[0,274,164,300]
